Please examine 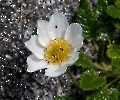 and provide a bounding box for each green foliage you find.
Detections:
[115,0,120,9]
[111,58,120,70]
[113,21,120,30]
[106,44,120,59]
[87,88,120,100]
[75,0,117,42]
[111,81,120,91]
[106,0,120,30]
[106,5,120,19]
[68,0,120,99]
[53,97,74,100]
[112,19,120,30]
[75,0,95,41]
[75,53,93,68]
[79,69,106,90]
